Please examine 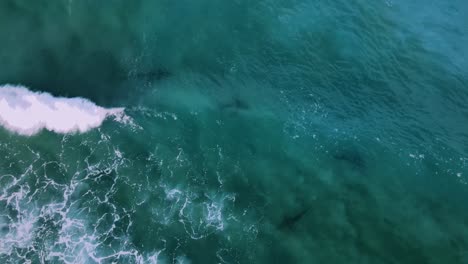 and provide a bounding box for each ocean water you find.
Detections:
[1,0,468,263]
